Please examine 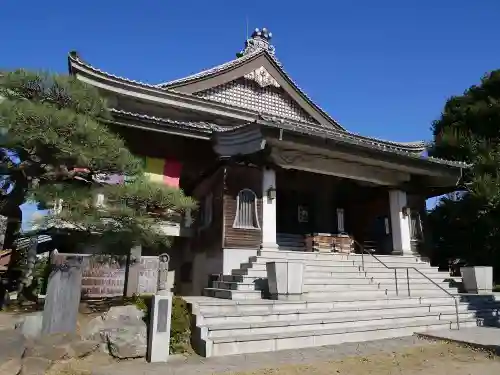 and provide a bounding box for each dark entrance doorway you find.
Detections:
[276,188,315,234]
